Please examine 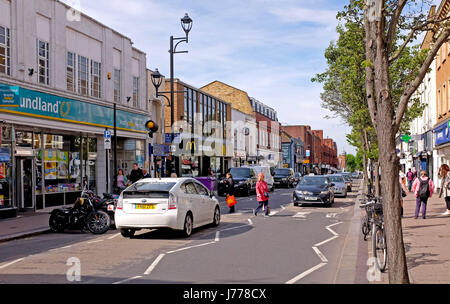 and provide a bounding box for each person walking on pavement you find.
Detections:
[224,172,235,213]
[438,164,450,216]
[116,169,128,193]
[412,170,435,219]
[254,172,269,217]
[406,168,414,192]
[399,174,409,217]
[128,163,143,184]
